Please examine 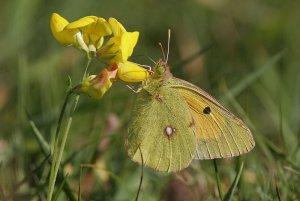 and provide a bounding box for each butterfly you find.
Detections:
[125,35,255,172]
